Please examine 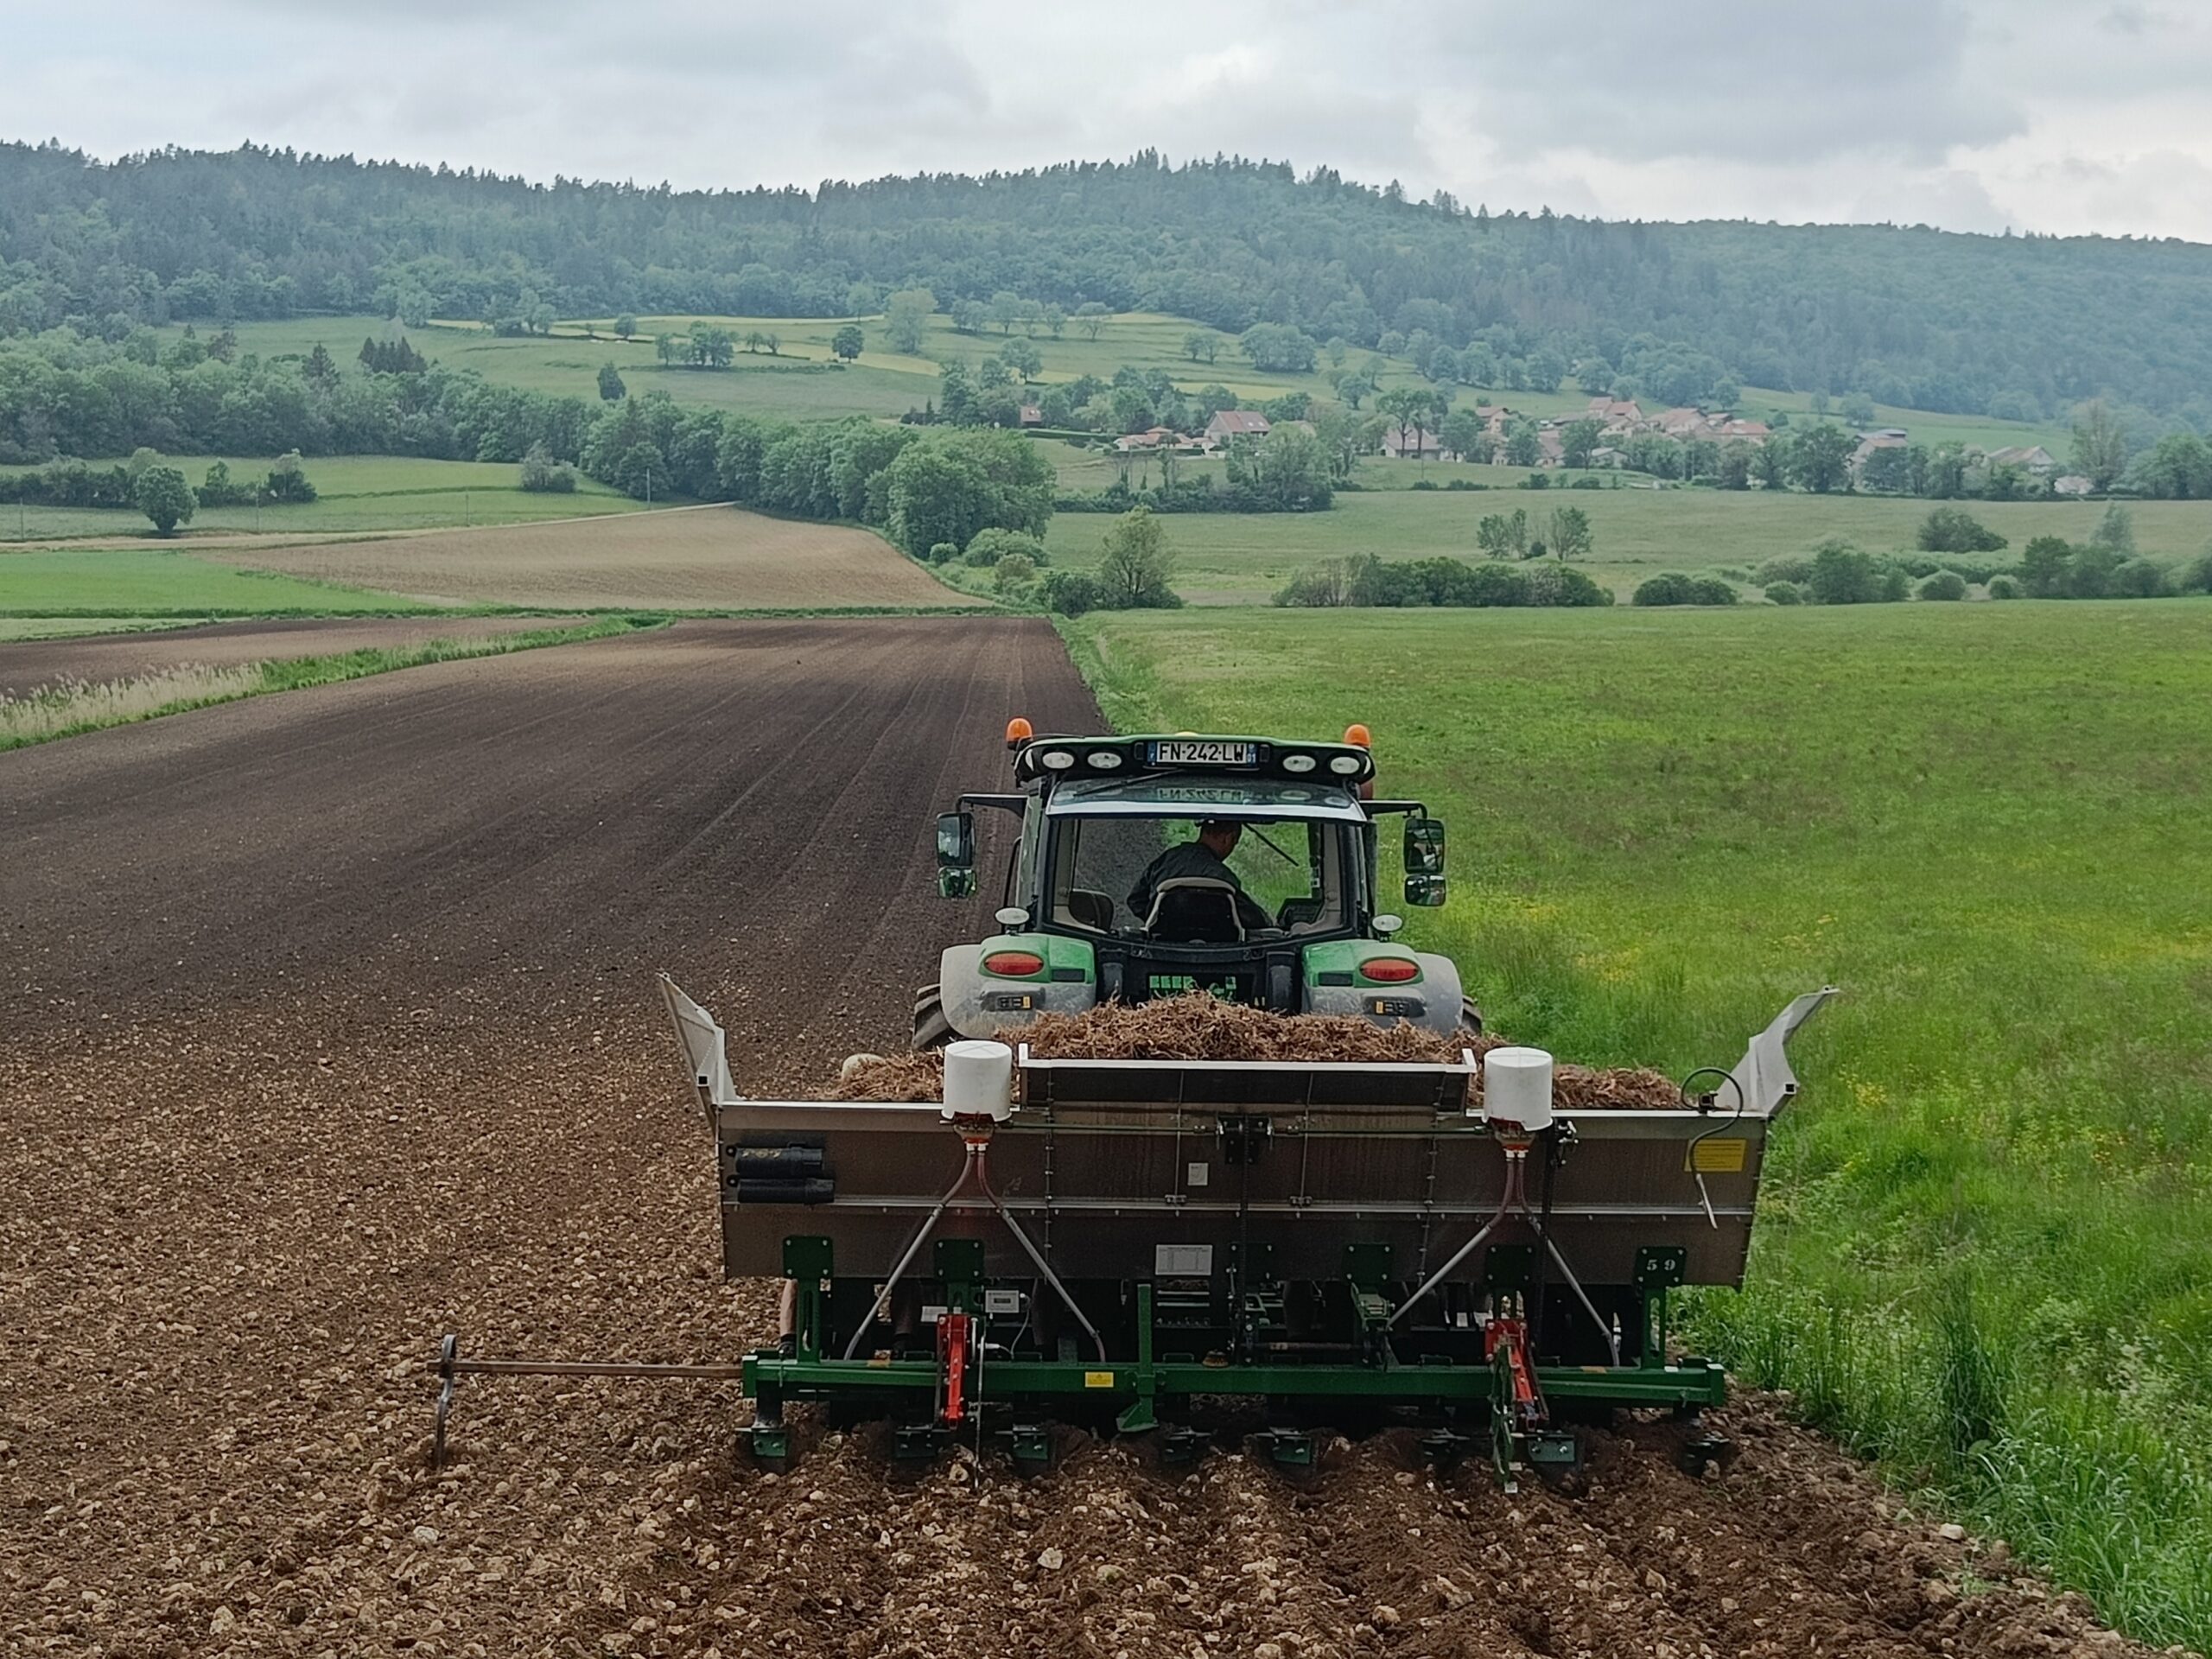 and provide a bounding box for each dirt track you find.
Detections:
[206,505,966,610]
[0,619,2164,1657]
[0,616,562,698]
